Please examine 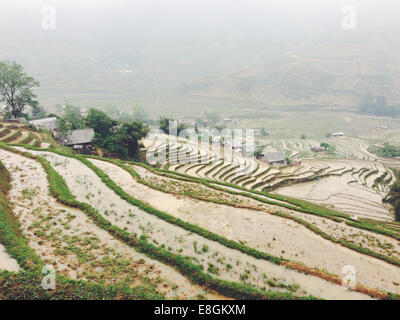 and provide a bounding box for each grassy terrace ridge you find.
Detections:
[0,270,165,300]
[0,152,165,300]
[0,158,42,271]
[0,144,316,300]
[133,160,400,242]
[86,155,400,273]
[1,130,22,143]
